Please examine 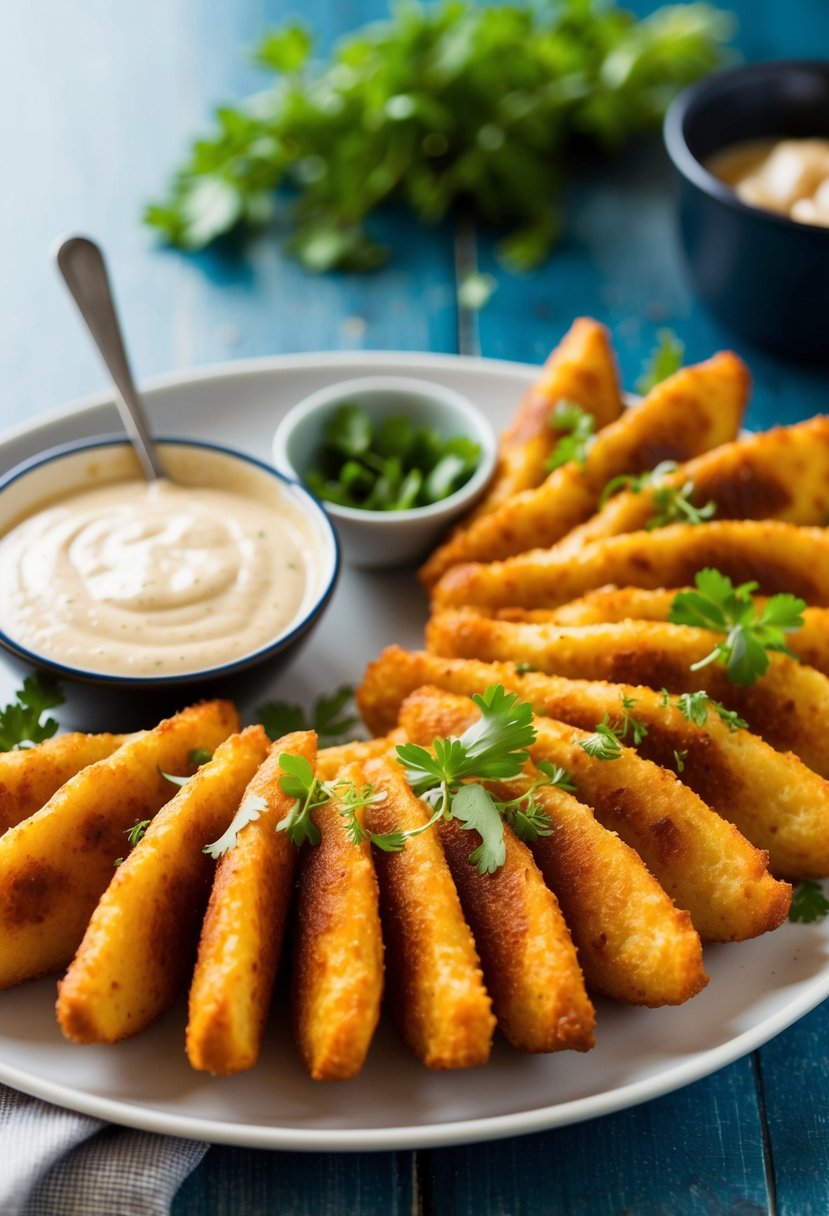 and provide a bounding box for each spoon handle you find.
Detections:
[55,236,166,481]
